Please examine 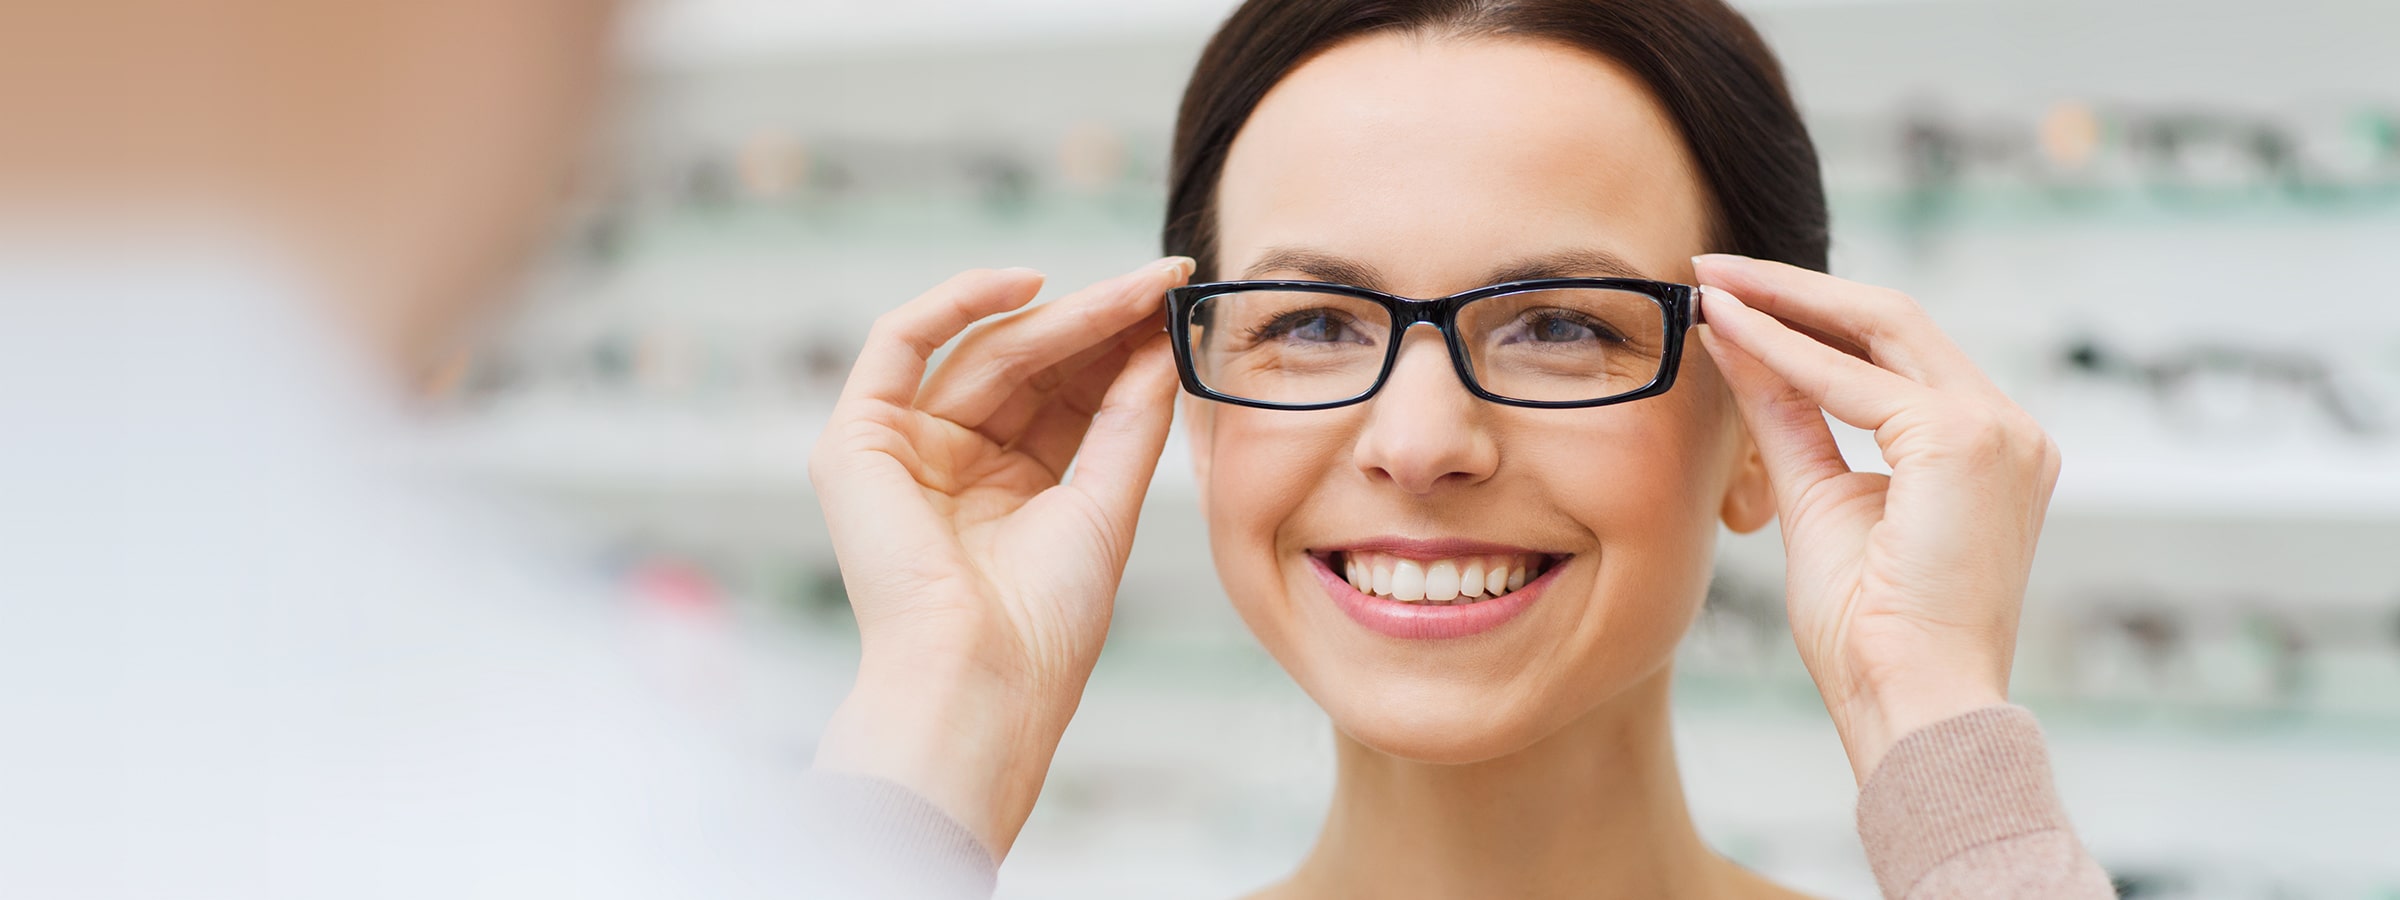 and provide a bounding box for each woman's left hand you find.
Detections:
[1692,254,2062,783]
